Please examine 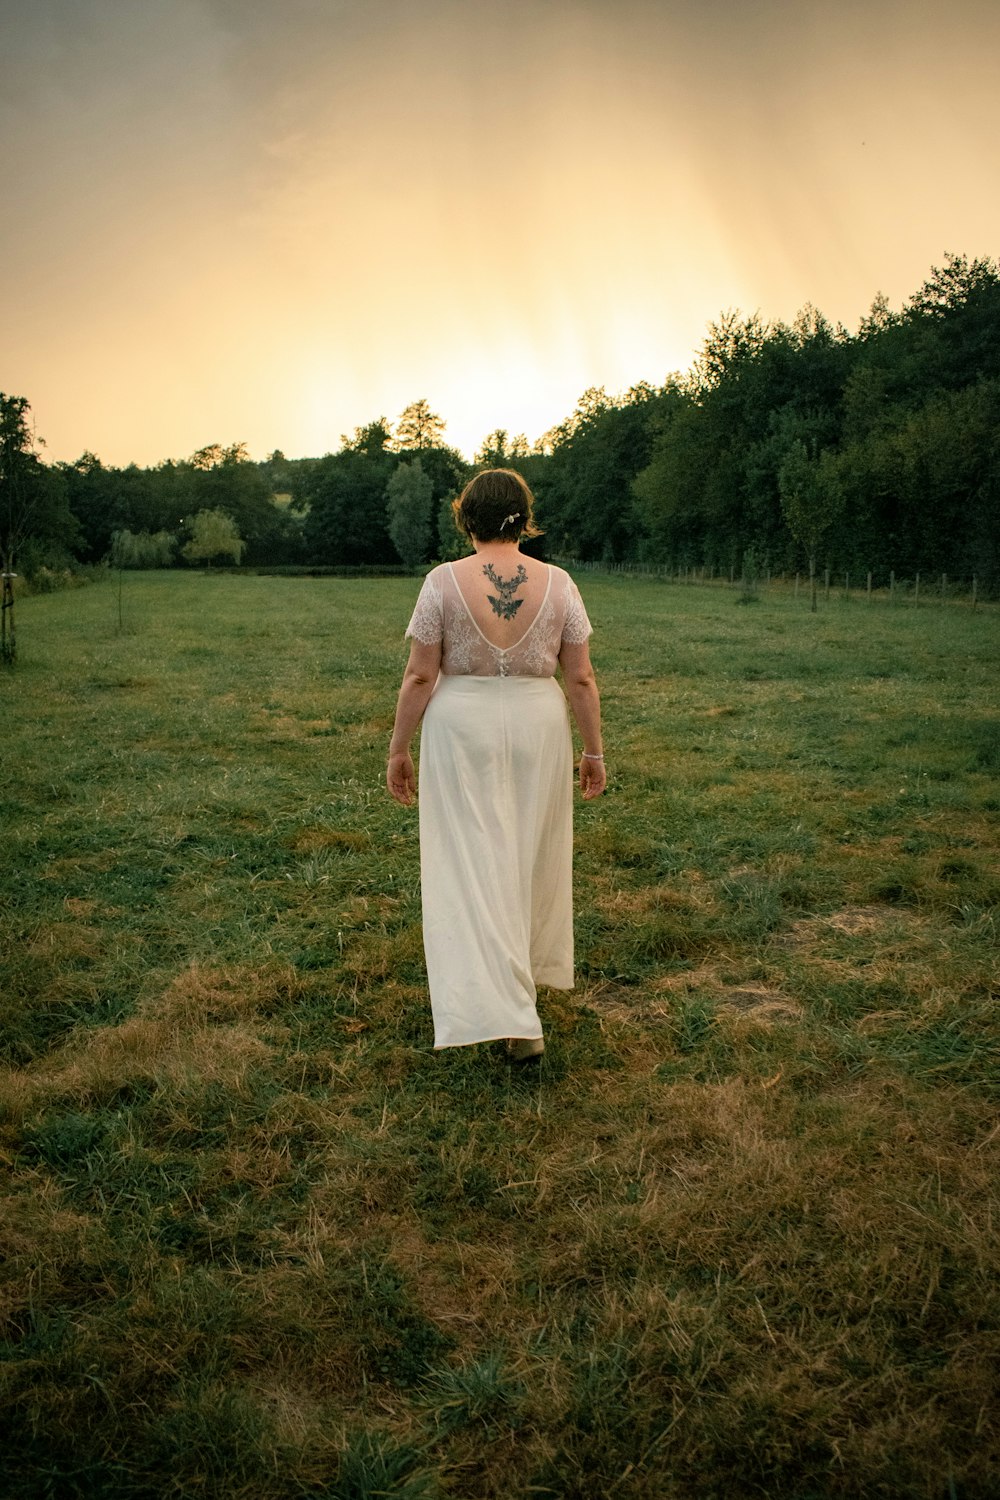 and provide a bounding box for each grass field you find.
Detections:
[2,571,998,1499]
